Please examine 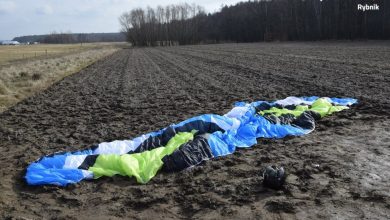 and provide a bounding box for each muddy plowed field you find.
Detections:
[1,42,389,219]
